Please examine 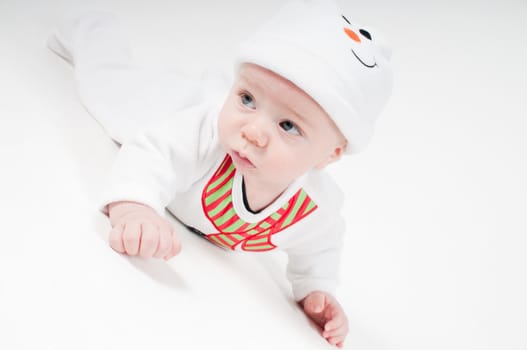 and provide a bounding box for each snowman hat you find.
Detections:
[234,0,393,154]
